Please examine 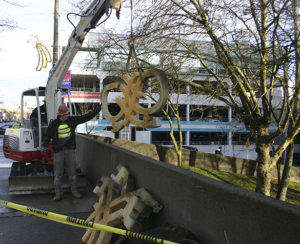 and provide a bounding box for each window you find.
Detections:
[190,80,229,95]
[190,132,227,145]
[232,132,254,145]
[295,134,300,144]
[151,131,186,145]
[190,105,228,122]
[293,153,300,167]
[73,50,99,68]
[151,104,187,121]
